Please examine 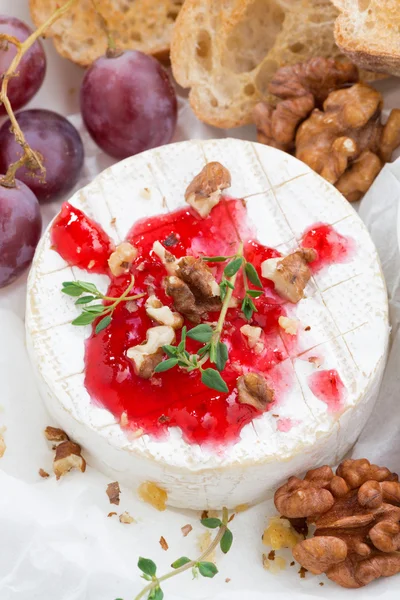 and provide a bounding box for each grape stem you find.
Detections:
[0,0,77,188]
[134,507,229,600]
